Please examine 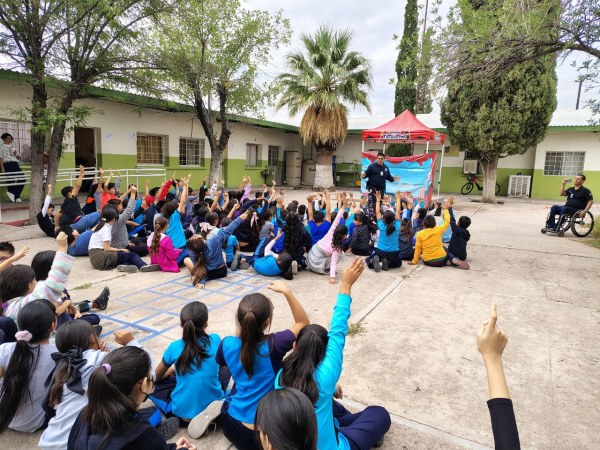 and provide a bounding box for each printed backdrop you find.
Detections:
[361,151,438,205]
